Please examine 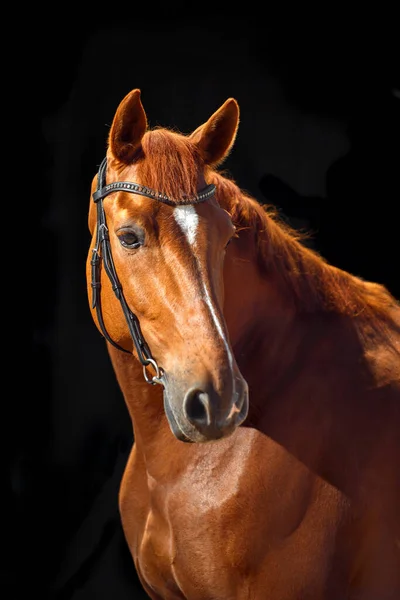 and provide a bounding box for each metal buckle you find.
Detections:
[143,358,164,386]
